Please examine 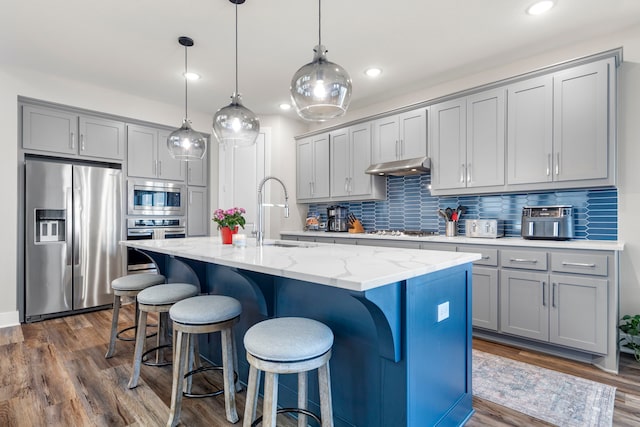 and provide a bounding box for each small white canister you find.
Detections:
[233,233,247,248]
